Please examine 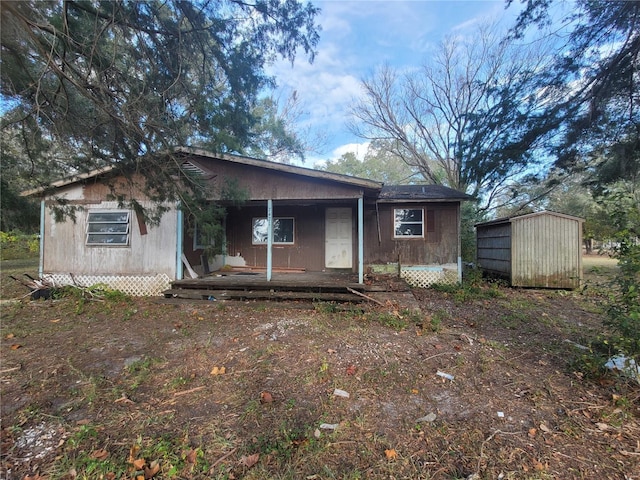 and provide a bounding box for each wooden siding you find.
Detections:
[476,223,511,277]
[190,157,369,201]
[43,194,178,277]
[476,212,583,289]
[365,203,460,266]
[223,204,334,272]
